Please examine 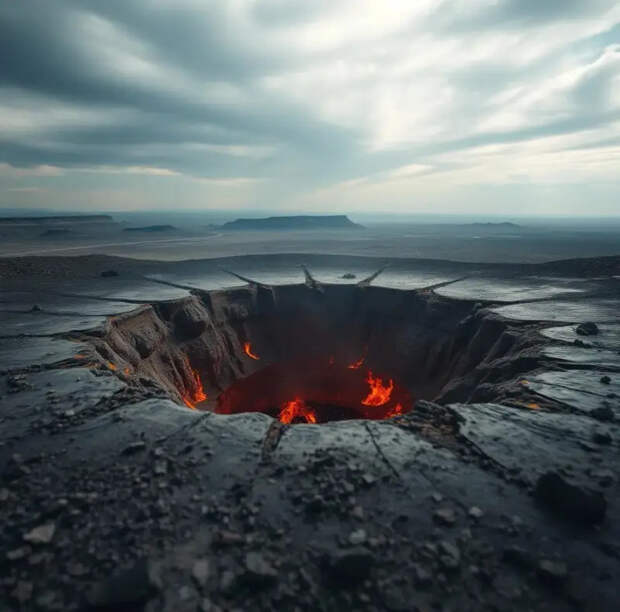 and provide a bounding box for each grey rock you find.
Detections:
[348,528,367,545]
[326,546,374,584]
[192,559,210,587]
[413,564,432,586]
[433,507,456,526]
[438,541,460,571]
[7,546,30,561]
[11,581,33,603]
[468,506,484,520]
[153,460,167,475]
[576,322,599,336]
[219,570,236,593]
[244,552,278,586]
[23,523,55,545]
[537,559,568,583]
[121,441,147,455]
[86,558,162,609]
